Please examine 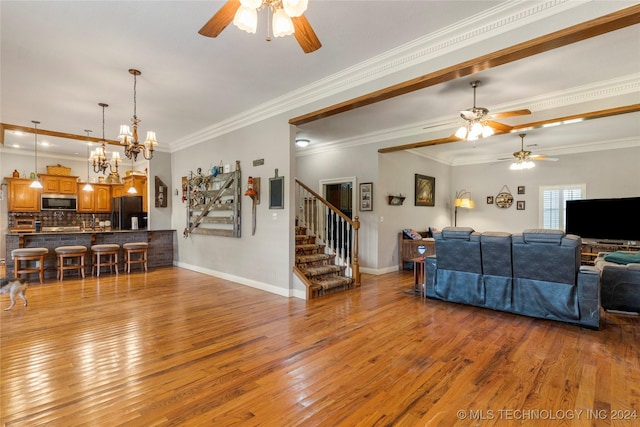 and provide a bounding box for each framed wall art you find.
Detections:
[359,182,373,211]
[517,200,526,210]
[415,174,435,207]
